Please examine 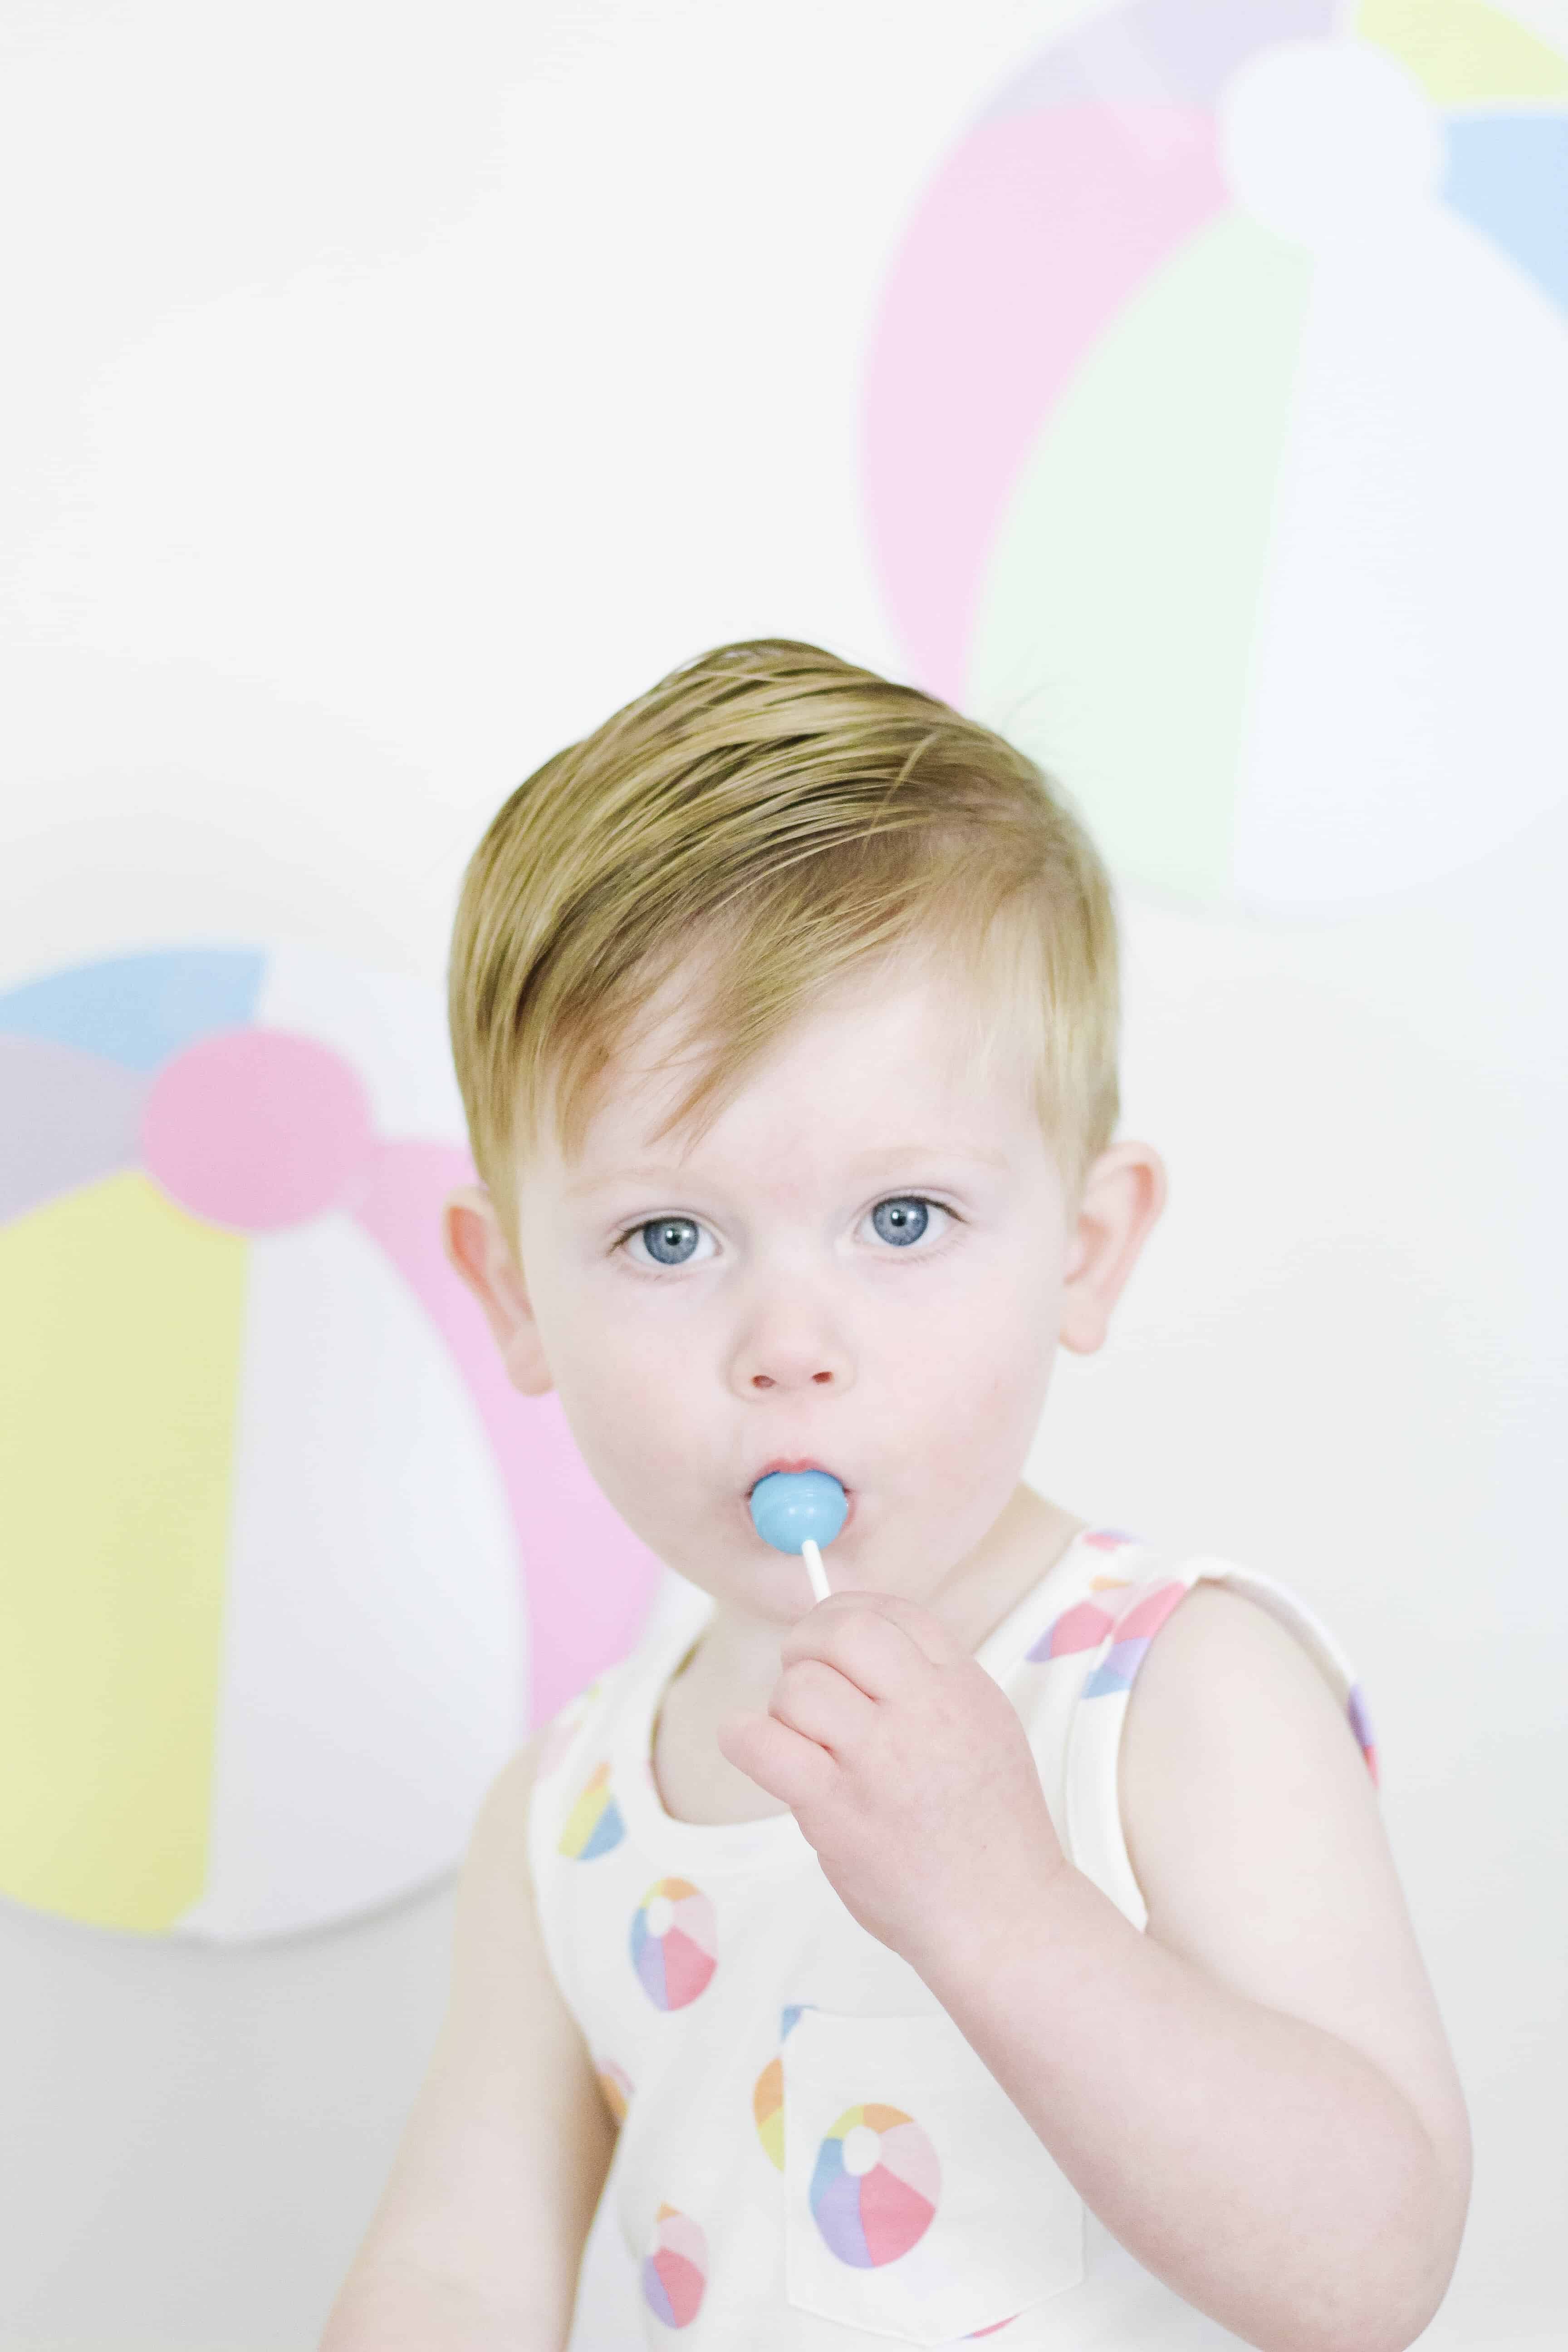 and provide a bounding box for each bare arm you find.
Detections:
[318,1730,618,2352]
[913,1584,1471,2352]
